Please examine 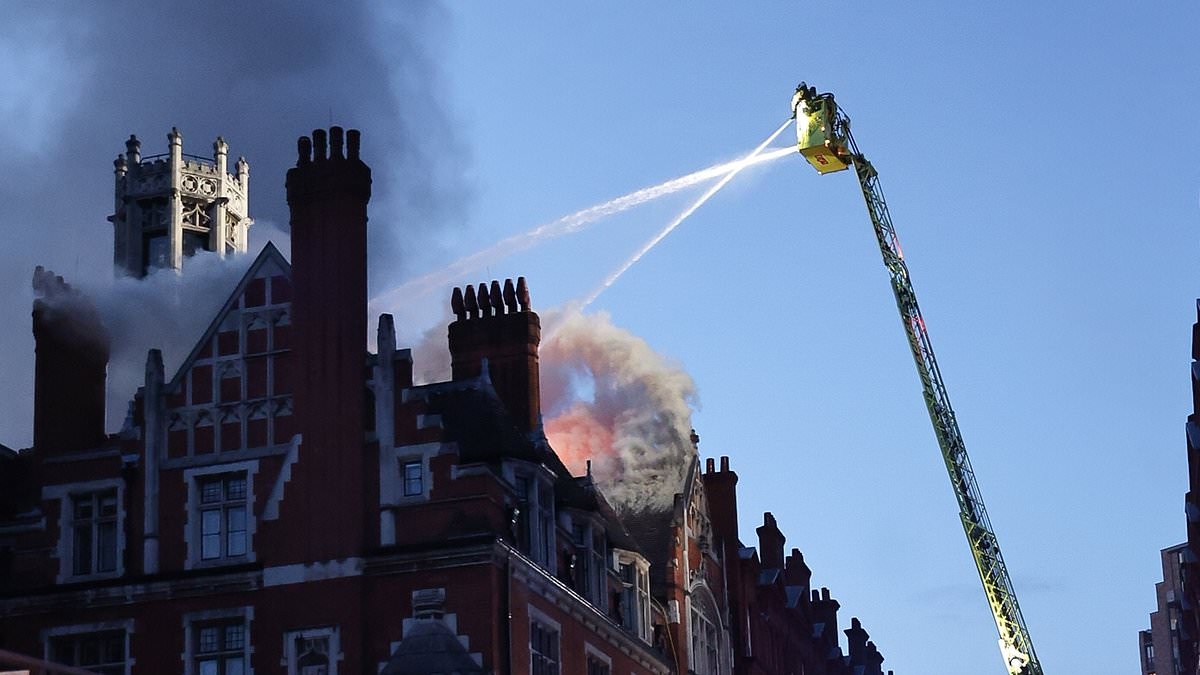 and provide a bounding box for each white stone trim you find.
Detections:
[263,558,364,587]
[183,460,259,570]
[41,619,135,675]
[262,434,302,521]
[527,604,562,675]
[584,641,612,670]
[181,605,254,675]
[379,442,443,546]
[43,478,126,584]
